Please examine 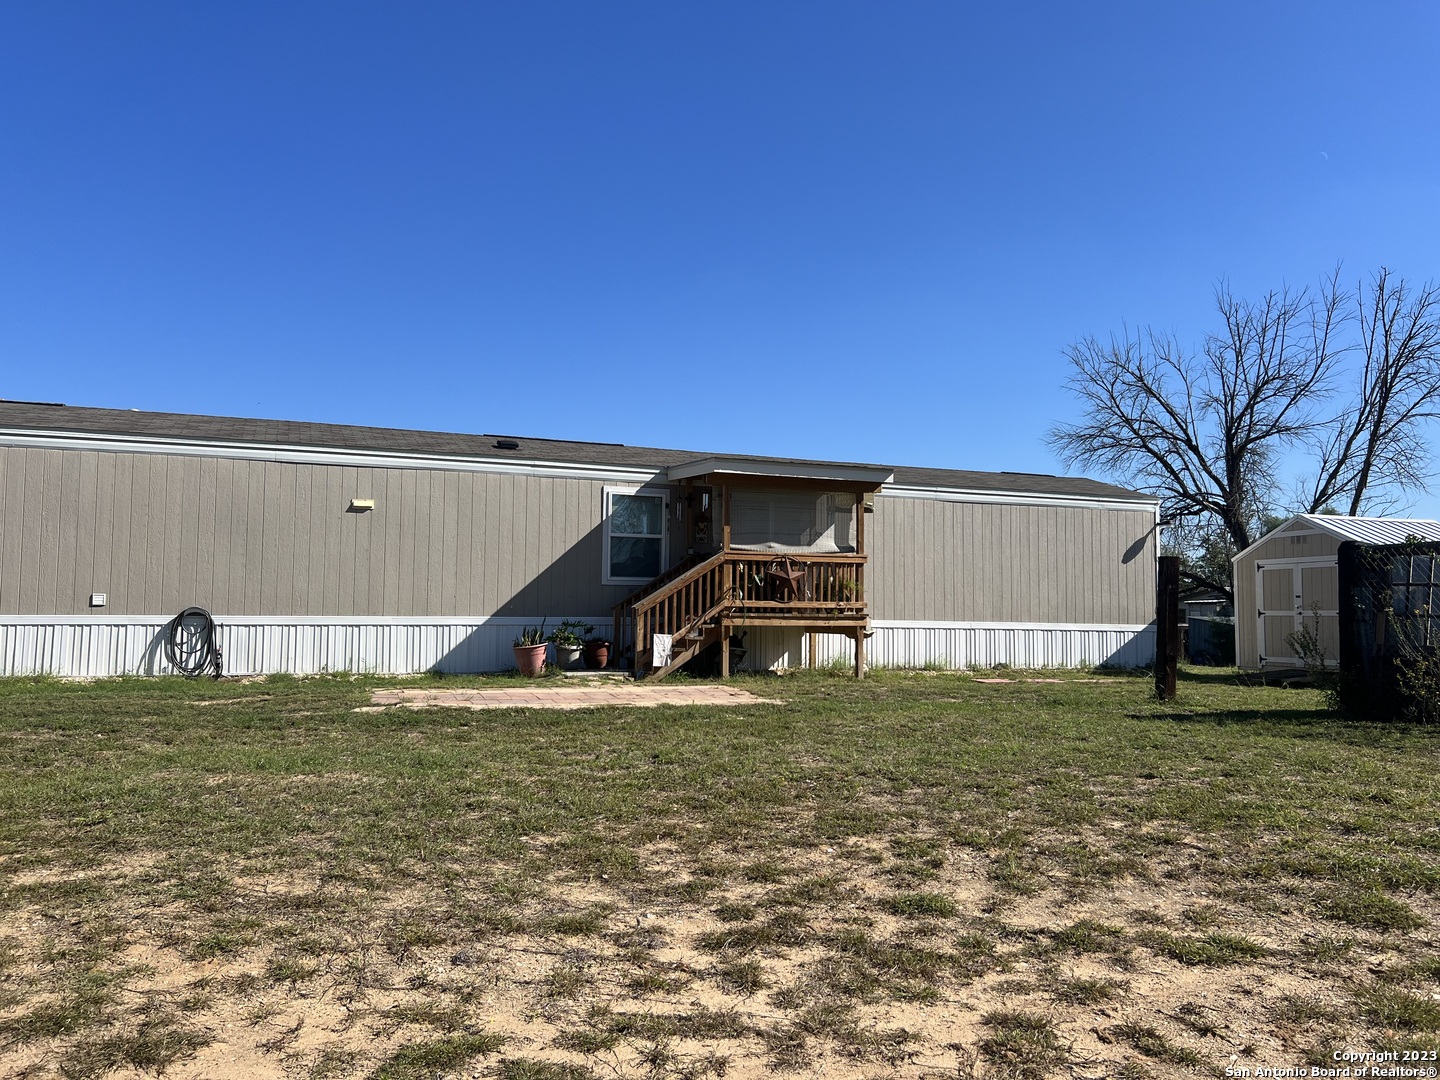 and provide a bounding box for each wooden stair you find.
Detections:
[611,549,870,682]
[646,622,725,682]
